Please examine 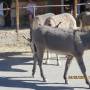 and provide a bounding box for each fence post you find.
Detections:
[61,0,64,13]
[33,6,36,18]
[16,0,19,34]
[73,0,78,17]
